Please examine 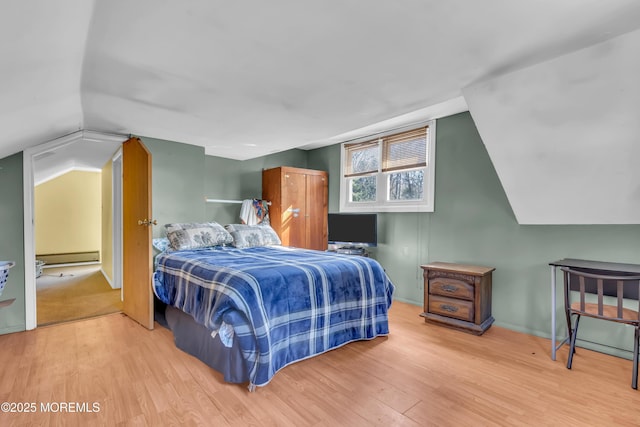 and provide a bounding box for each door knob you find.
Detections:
[138,219,158,226]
